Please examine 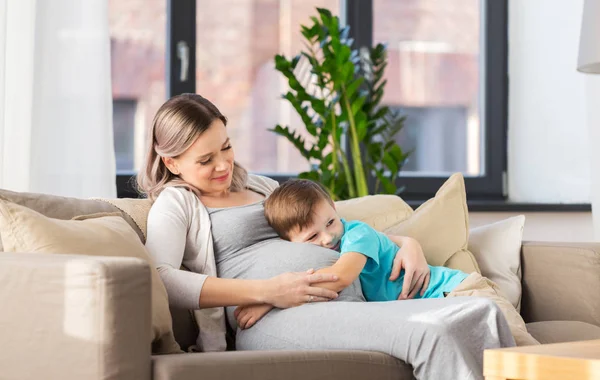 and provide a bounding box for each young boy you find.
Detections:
[236,179,539,346]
